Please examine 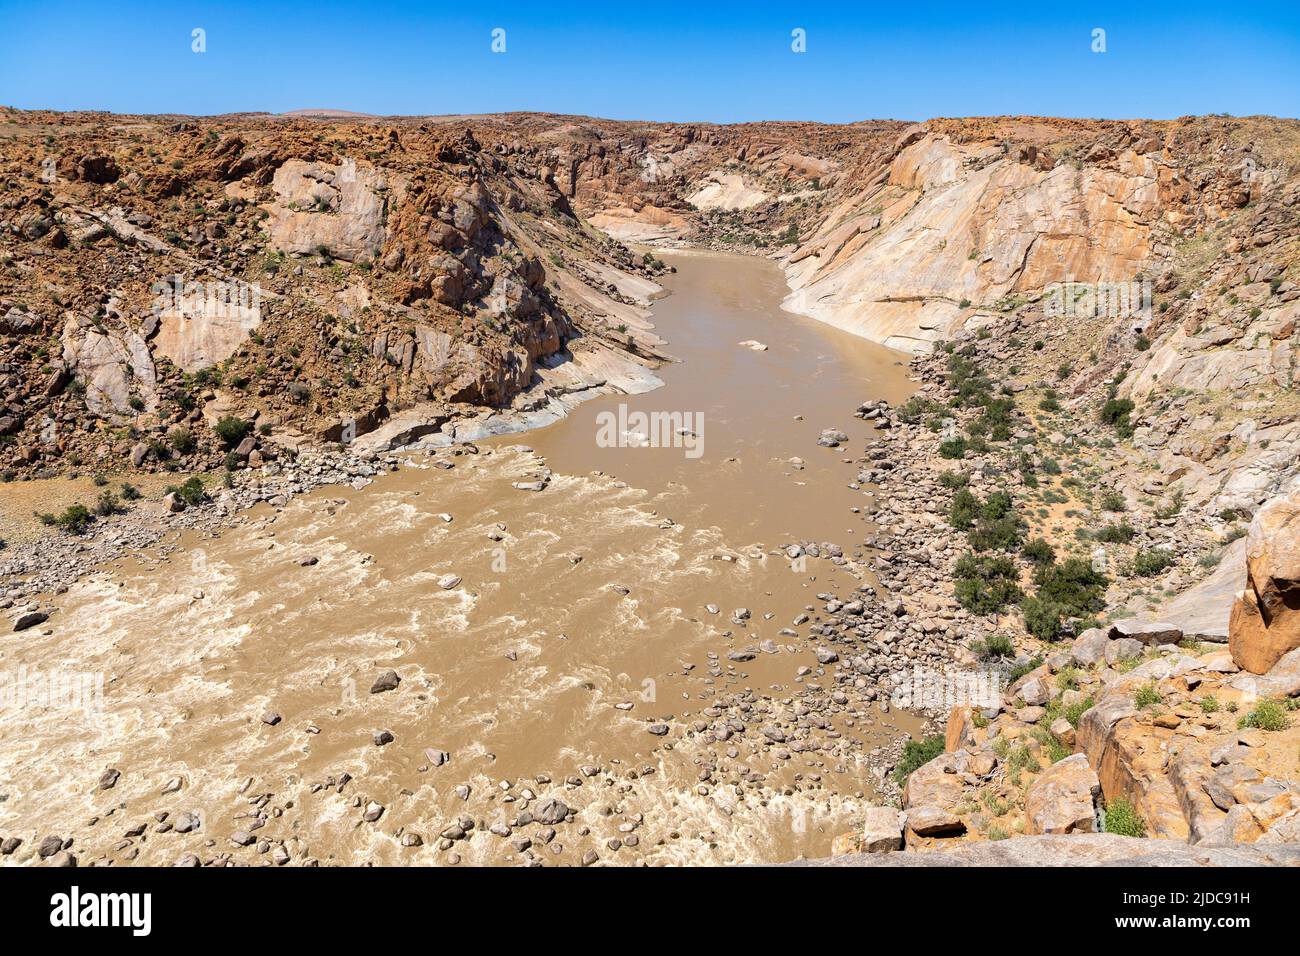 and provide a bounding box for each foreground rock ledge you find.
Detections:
[790,834,1300,867]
